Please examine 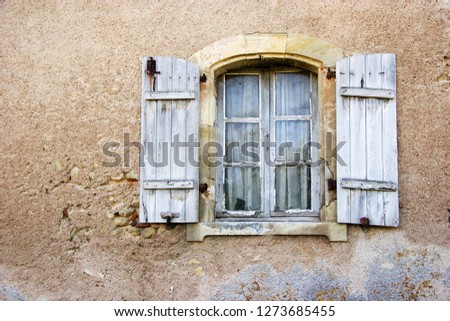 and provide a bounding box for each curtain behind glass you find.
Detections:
[224,75,261,211]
